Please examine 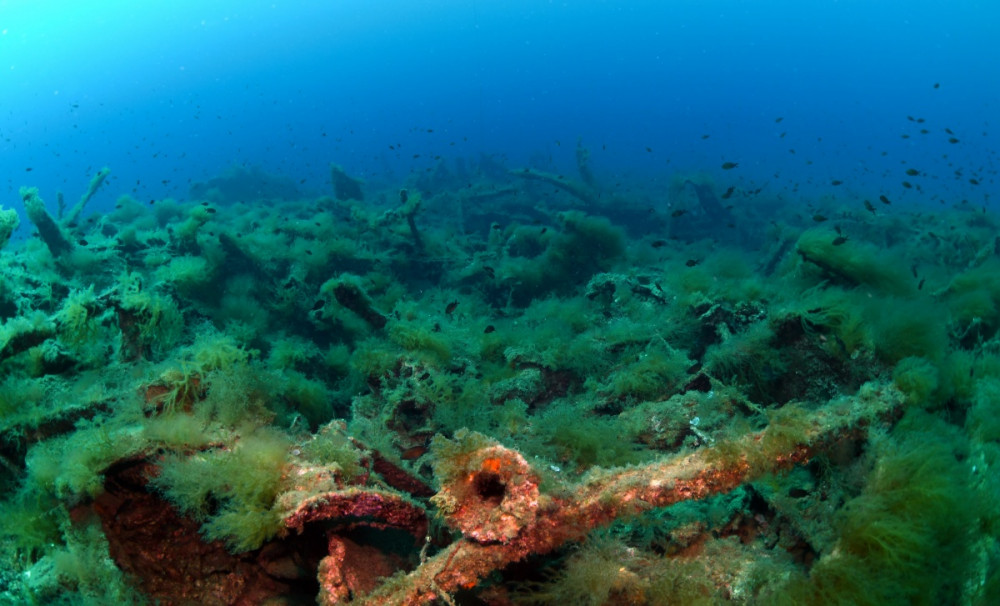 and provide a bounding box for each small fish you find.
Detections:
[721,162,739,170]
[721,186,735,199]
[879,195,891,205]
[400,445,429,460]
[25,167,32,172]
[812,214,828,222]
[832,236,848,246]
[864,200,876,214]
[77,239,88,246]
[483,325,496,334]
[918,278,926,290]
[650,239,668,248]
[645,147,653,153]
[671,209,688,218]
[933,82,940,89]
[911,264,919,278]
[905,168,920,176]
[949,137,960,144]
[483,266,496,278]
[775,117,784,123]
[685,259,700,267]
[902,181,913,189]
[445,301,459,315]
[970,178,980,185]
[831,180,843,186]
